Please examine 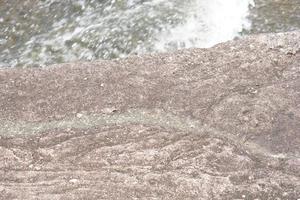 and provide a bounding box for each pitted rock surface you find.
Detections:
[0,31,299,199]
